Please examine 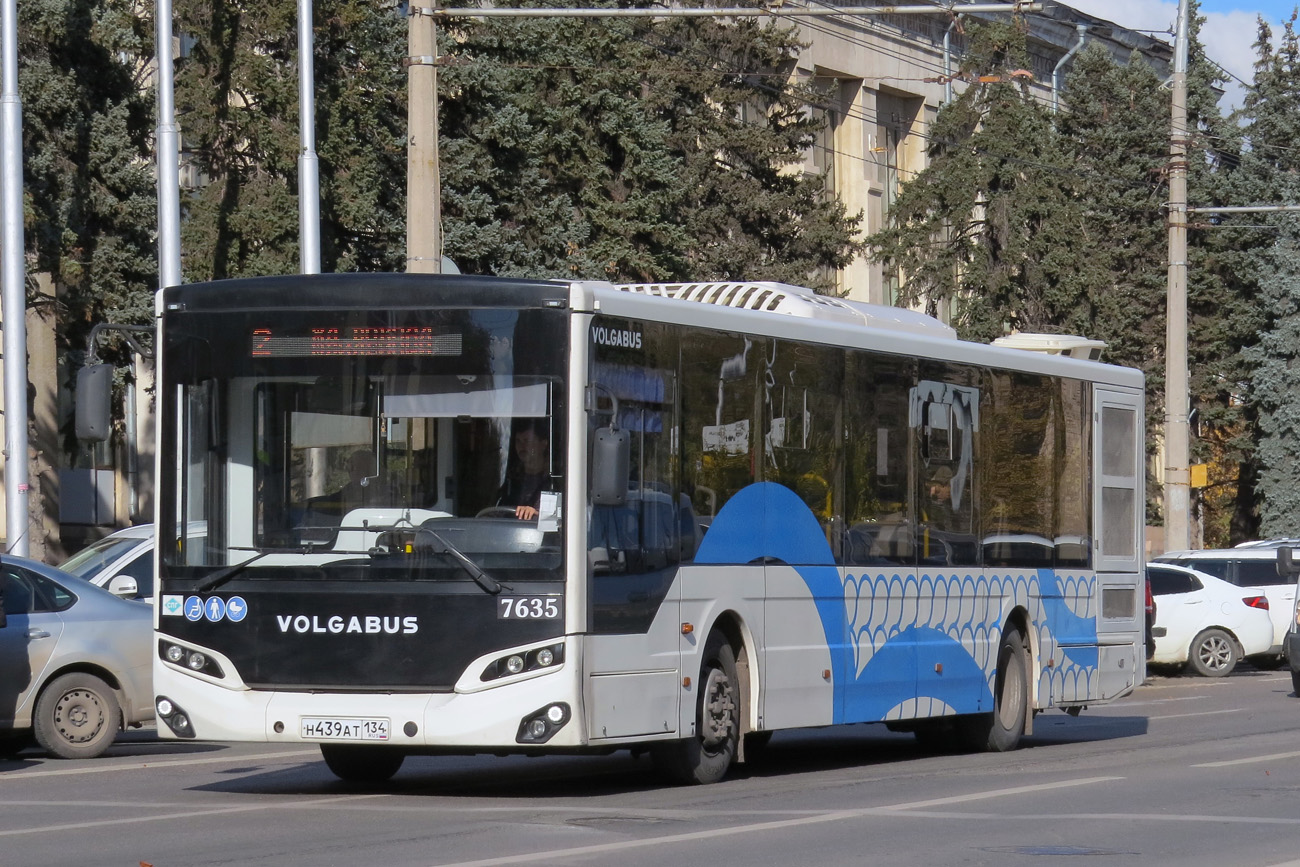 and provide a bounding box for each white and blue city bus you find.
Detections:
[147,273,1145,784]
